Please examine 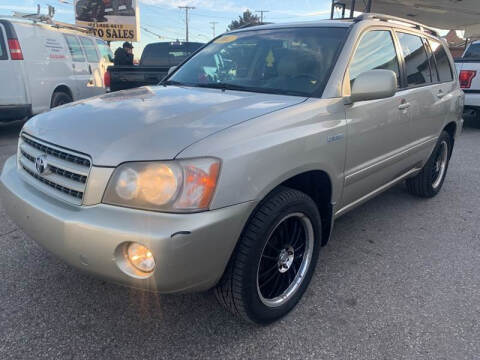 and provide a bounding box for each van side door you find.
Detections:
[79,36,105,96]
[341,29,412,210]
[63,34,91,100]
